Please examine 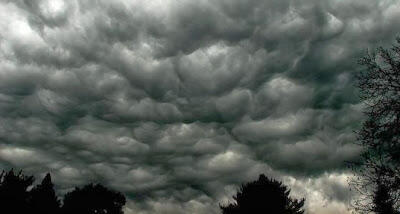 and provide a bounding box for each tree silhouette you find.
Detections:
[373,182,398,214]
[356,38,400,164]
[349,37,400,213]
[220,174,305,214]
[61,183,126,214]
[0,169,127,214]
[29,173,61,214]
[0,169,34,214]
